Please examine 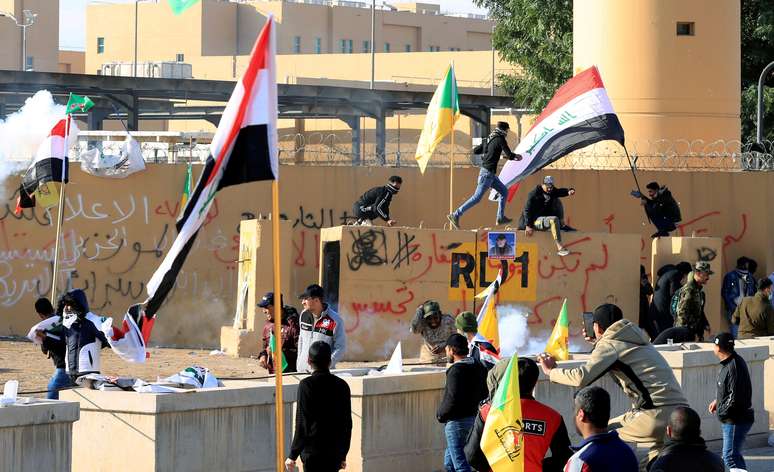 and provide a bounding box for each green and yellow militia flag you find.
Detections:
[269,332,288,372]
[481,356,524,472]
[65,93,94,114]
[414,64,460,173]
[544,298,570,360]
[179,162,192,216]
[168,0,200,15]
